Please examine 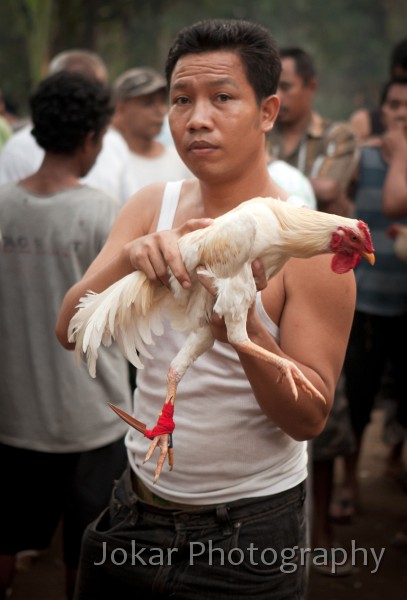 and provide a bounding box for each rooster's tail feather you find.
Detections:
[68,271,166,377]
